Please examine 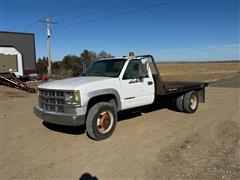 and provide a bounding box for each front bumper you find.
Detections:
[33,107,85,126]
